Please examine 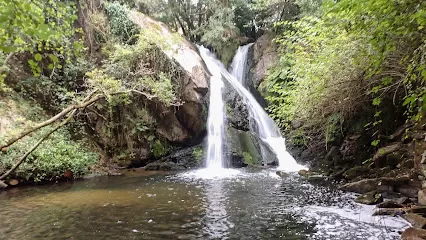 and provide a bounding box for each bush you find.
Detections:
[192,147,204,163]
[104,2,139,43]
[0,128,98,182]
